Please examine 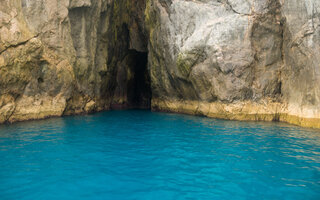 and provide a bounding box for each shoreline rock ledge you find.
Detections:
[0,0,319,129]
